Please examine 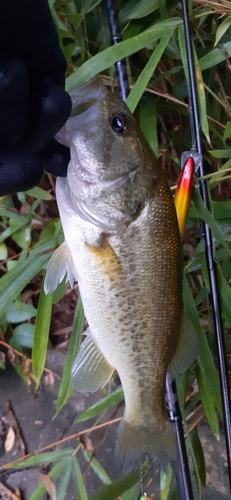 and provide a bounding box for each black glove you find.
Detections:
[0,0,71,196]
